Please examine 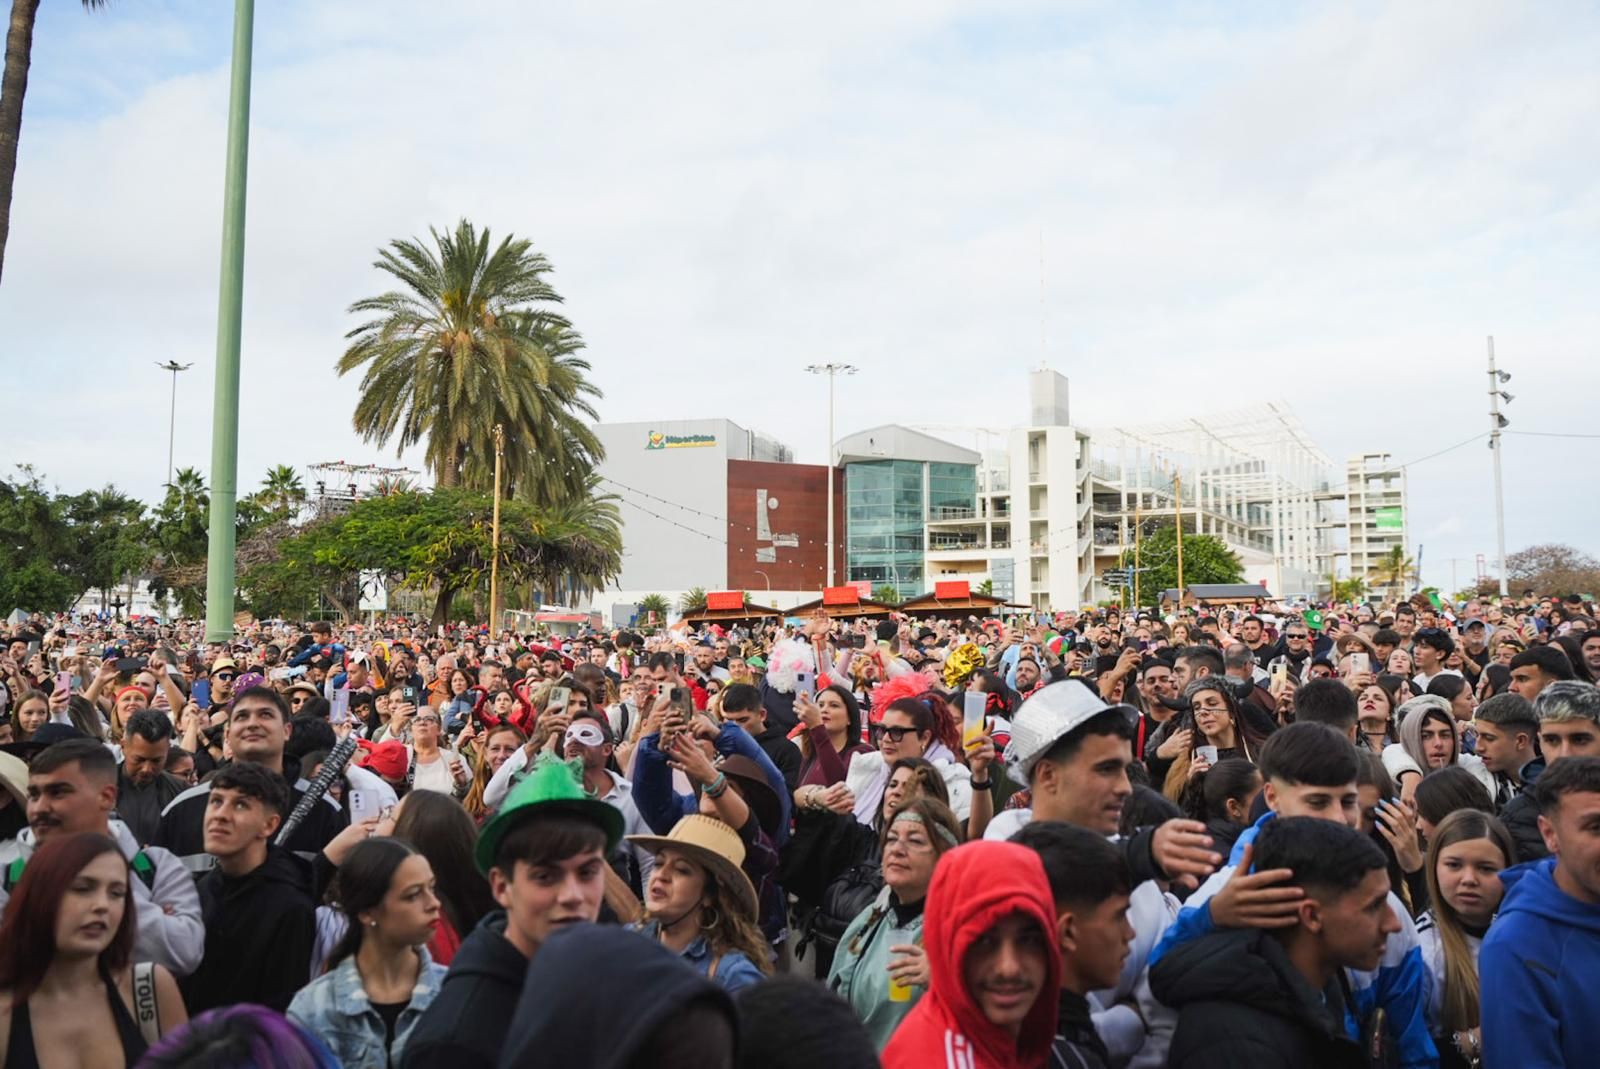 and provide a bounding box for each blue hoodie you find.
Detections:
[1151,810,1438,1069]
[1480,857,1600,1069]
